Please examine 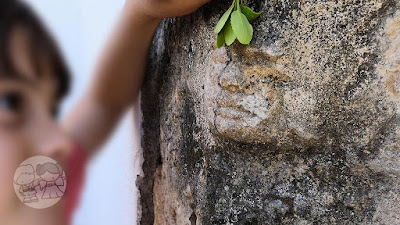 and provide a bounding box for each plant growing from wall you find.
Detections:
[215,0,262,48]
